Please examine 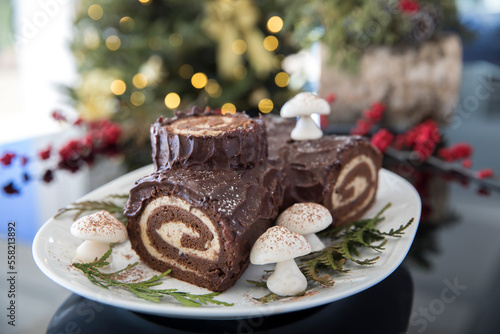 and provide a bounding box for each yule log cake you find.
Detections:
[264,115,382,226]
[125,107,381,292]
